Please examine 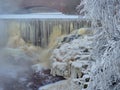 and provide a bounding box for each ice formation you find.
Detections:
[48,28,94,90]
